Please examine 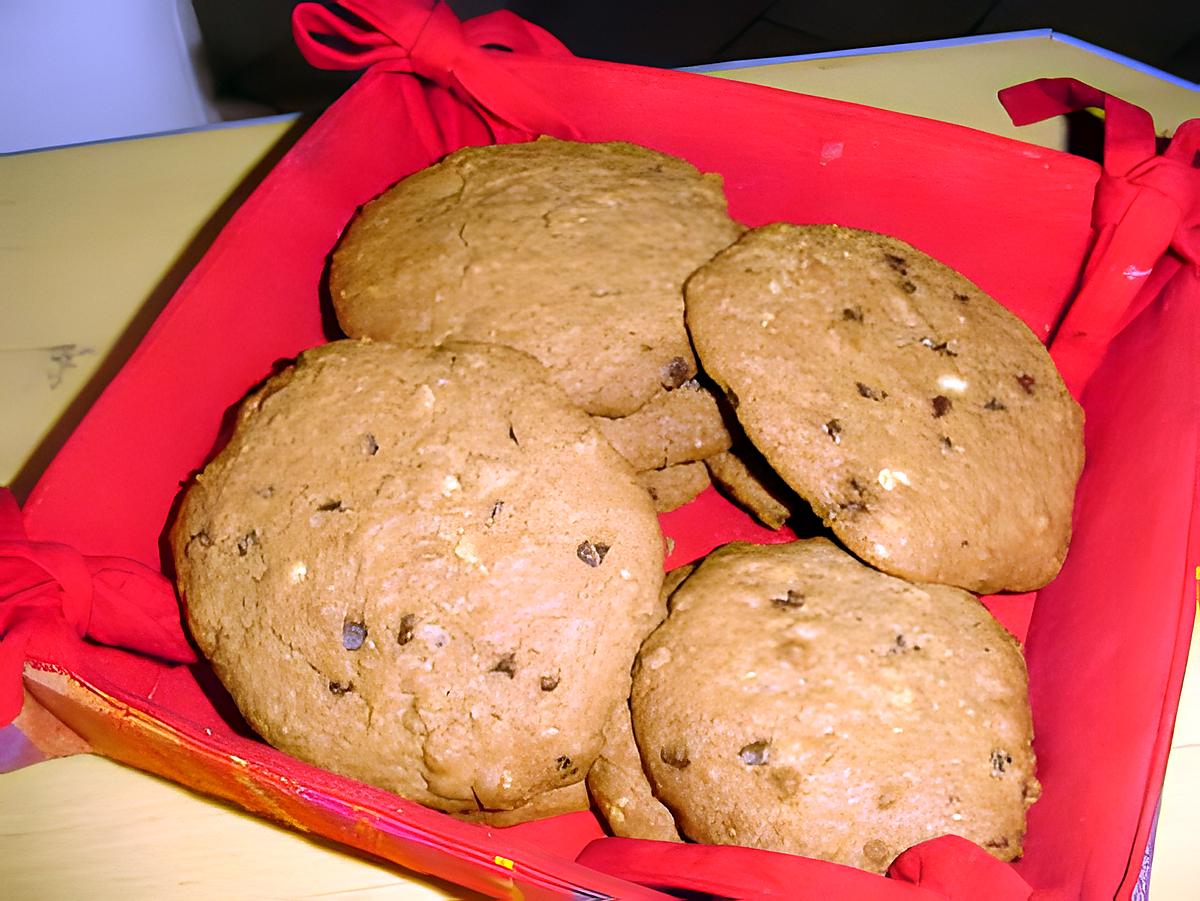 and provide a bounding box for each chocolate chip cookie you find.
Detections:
[685,224,1084,593]
[593,379,732,472]
[637,461,712,513]
[631,539,1040,873]
[588,564,694,841]
[172,340,665,822]
[331,138,743,417]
